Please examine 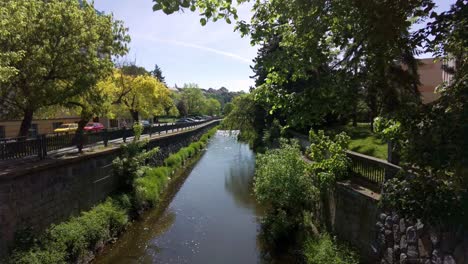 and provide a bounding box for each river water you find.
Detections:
[94,130,267,264]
